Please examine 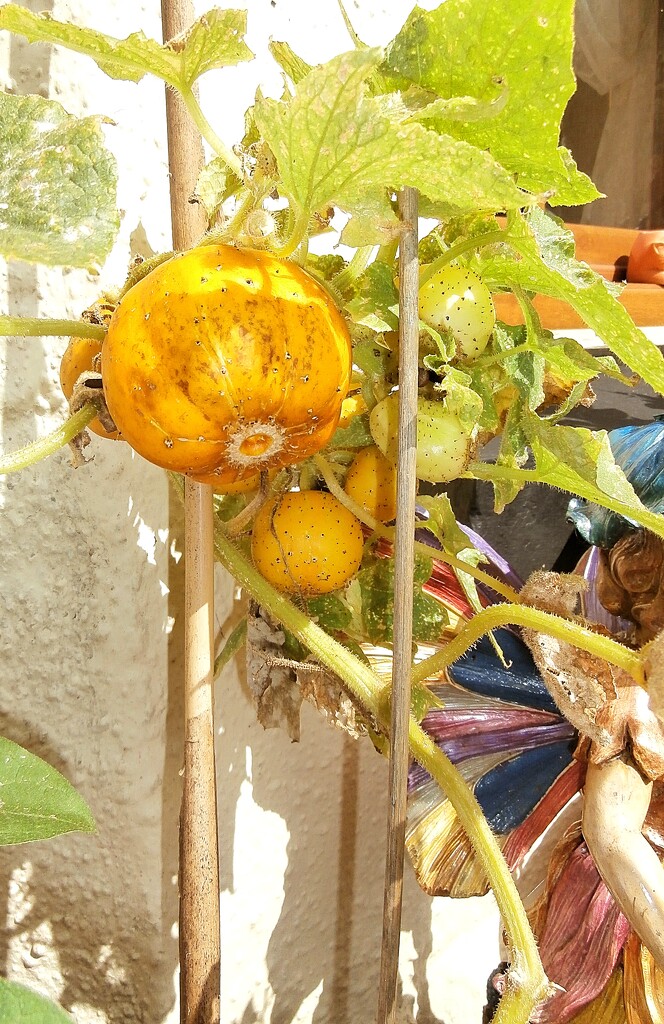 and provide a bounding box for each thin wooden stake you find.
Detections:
[160,2,220,1022]
[376,187,419,1024]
